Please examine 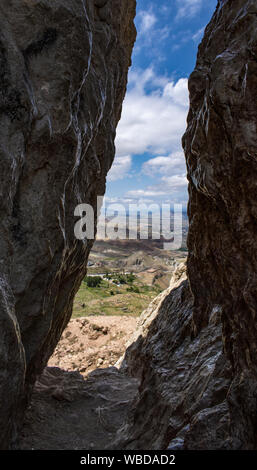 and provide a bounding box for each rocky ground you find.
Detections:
[19,366,139,450]
[18,315,139,450]
[48,316,137,376]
